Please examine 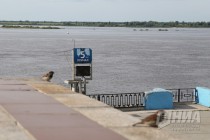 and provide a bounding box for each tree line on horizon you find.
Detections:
[0,20,210,28]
